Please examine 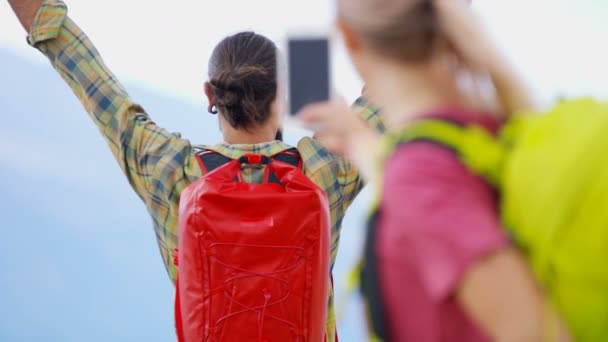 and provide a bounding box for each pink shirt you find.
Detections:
[376,109,509,341]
